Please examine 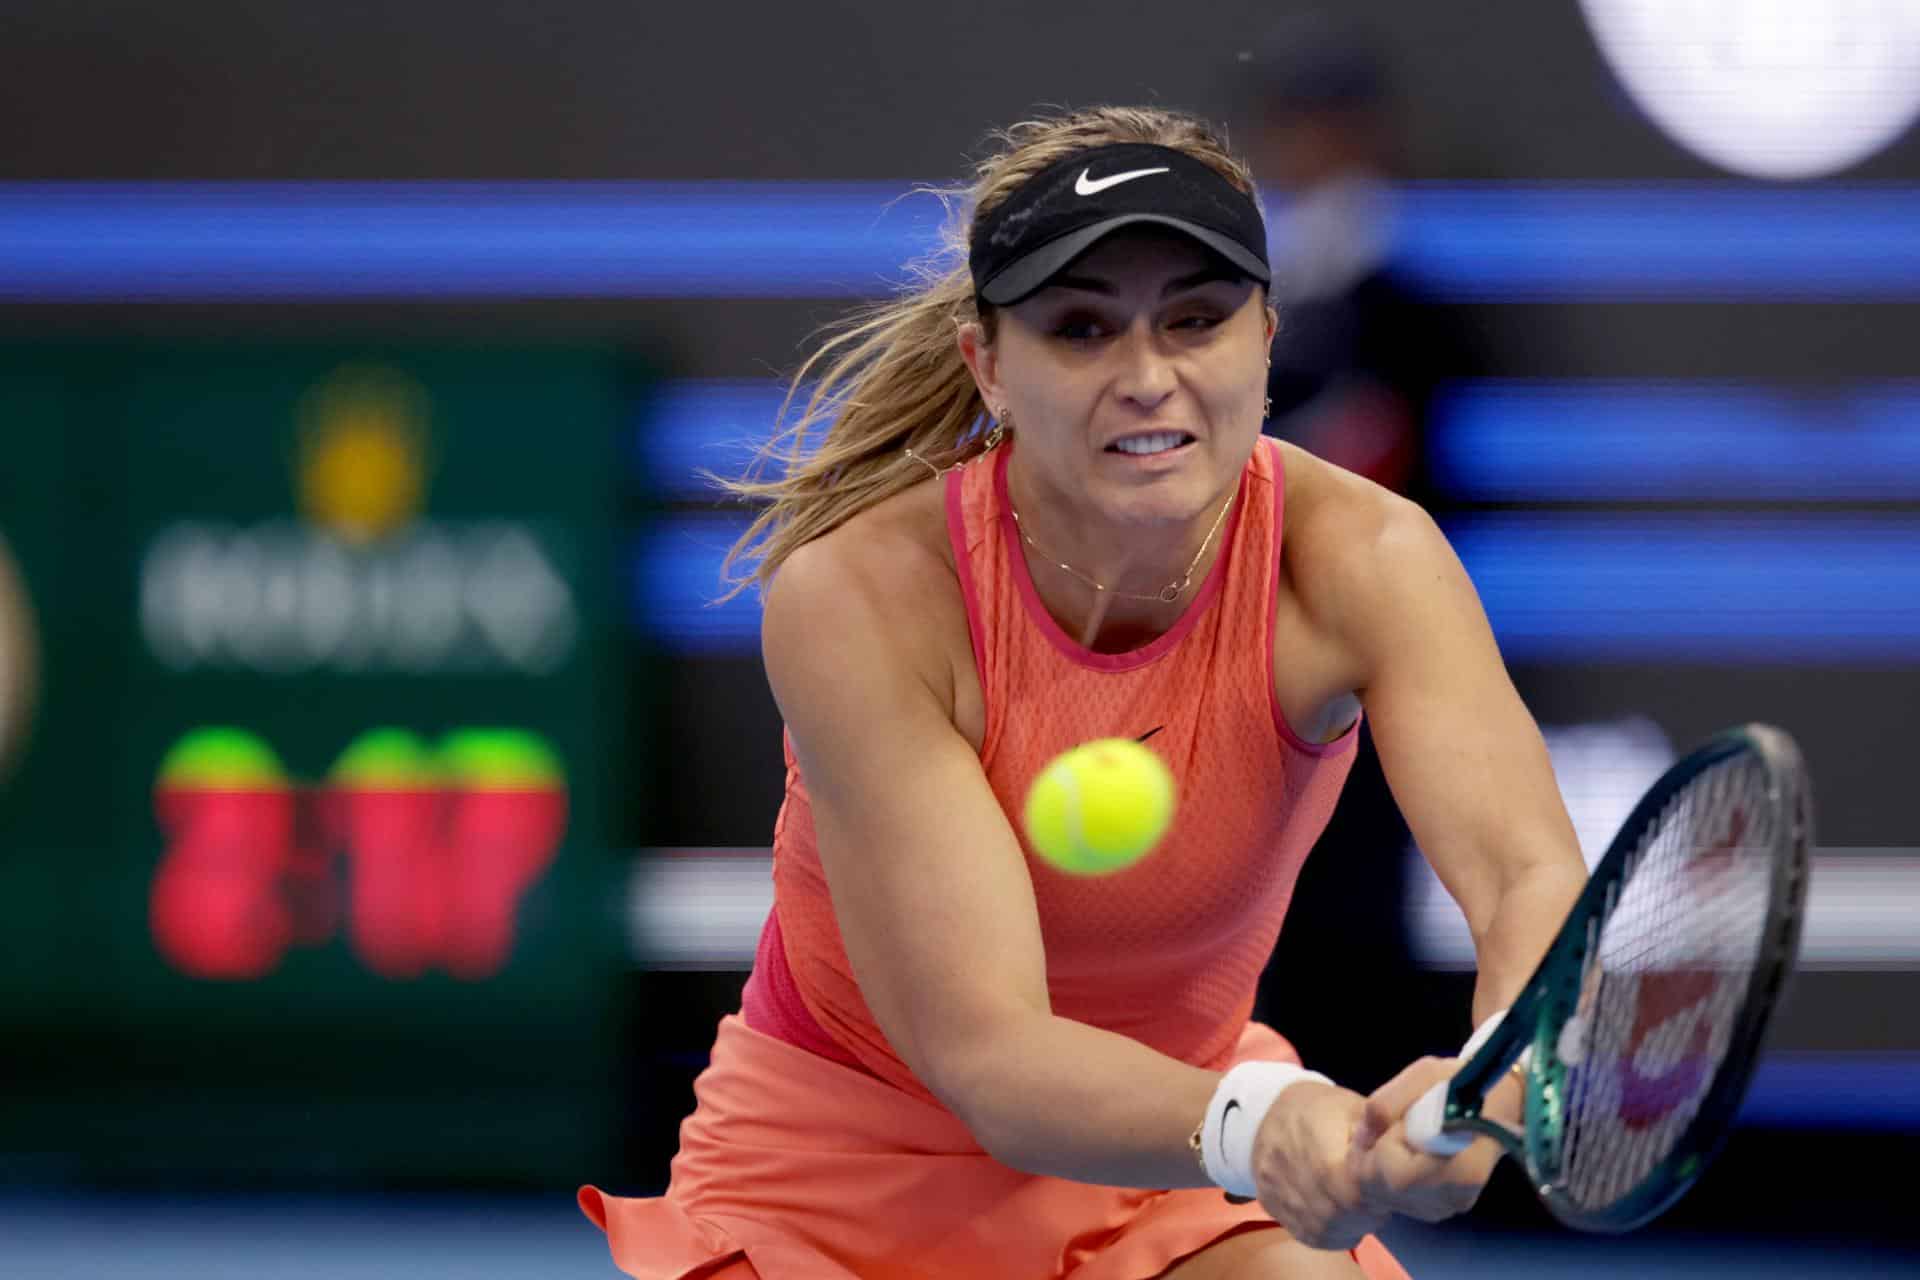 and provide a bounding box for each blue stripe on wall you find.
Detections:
[1739,1054,1920,1132]
[1393,185,1920,300]
[633,516,764,651]
[9,182,1920,301]
[632,510,1920,661]
[642,378,1920,504]
[1431,381,1920,502]
[0,182,944,300]
[1446,515,1920,662]
[636,380,796,494]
